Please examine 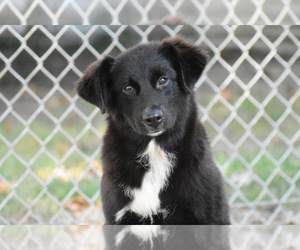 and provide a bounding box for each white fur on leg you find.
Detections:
[115,225,169,248]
